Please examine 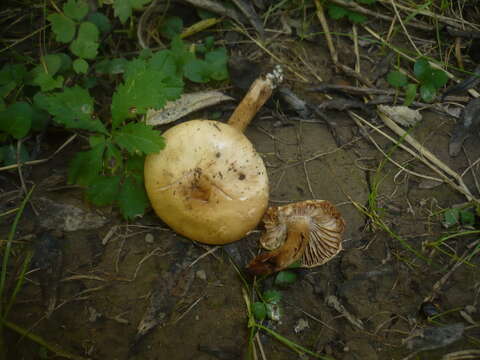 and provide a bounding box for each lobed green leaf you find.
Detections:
[48,13,76,43]
[111,57,183,127]
[252,302,267,321]
[87,12,112,34]
[0,102,33,139]
[114,0,151,24]
[70,22,100,59]
[73,58,89,74]
[113,122,165,155]
[86,175,122,206]
[34,86,107,134]
[159,16,183,39]
[68,143,105,186]
[387,71,408,88]
[118,176,149,219]
[63,0,89,21]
